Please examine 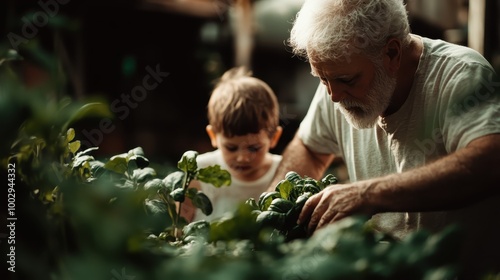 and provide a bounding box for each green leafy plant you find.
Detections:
[0,45,471,280]
[245,171,338,241]
[141,150,231,240]
[70,147,231,242]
